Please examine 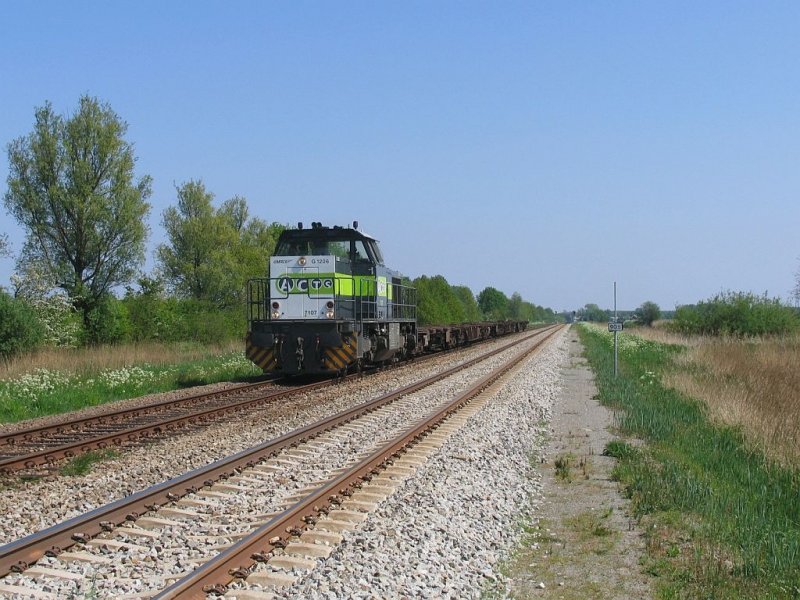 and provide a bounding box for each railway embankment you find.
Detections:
[549,323,800,599]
